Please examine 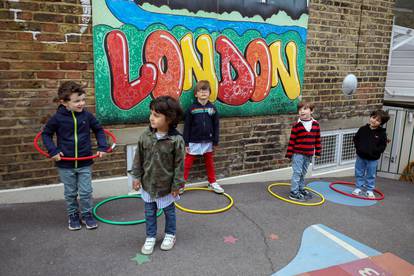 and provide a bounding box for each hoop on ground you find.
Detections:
[34,129,117,161]
[174,187,234,214]
[93,194,163,225]
[329,181,384,200]
[267,182,325,206]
